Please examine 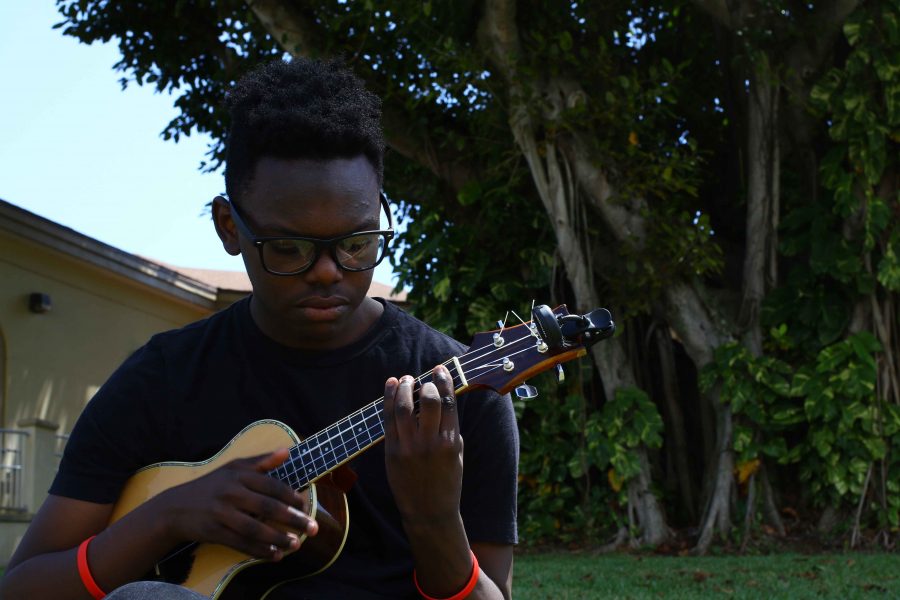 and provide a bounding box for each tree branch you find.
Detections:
[245,0,321,56]
[565,134,647,246]
[477,0,520,80]
[812,0,864,37]
[380,106,476,193]
[690,0,734,29]
[245,0,479,193]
